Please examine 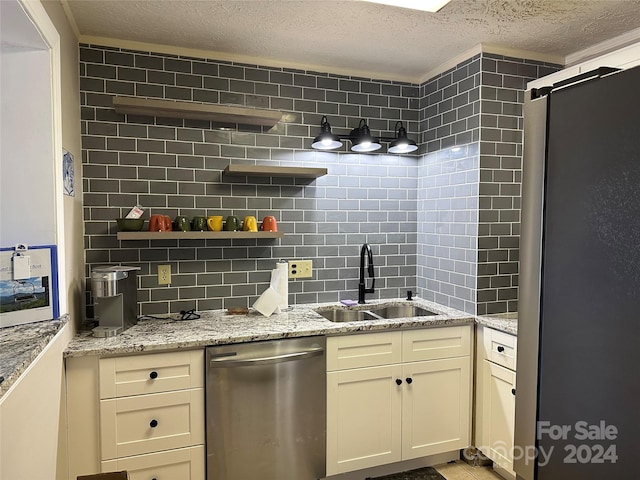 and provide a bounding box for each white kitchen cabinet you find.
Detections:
[326,326,472,475]
[402,356,470,460]
[66,349,205,480]
[327,364,403,473]
[476,325,517,480]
